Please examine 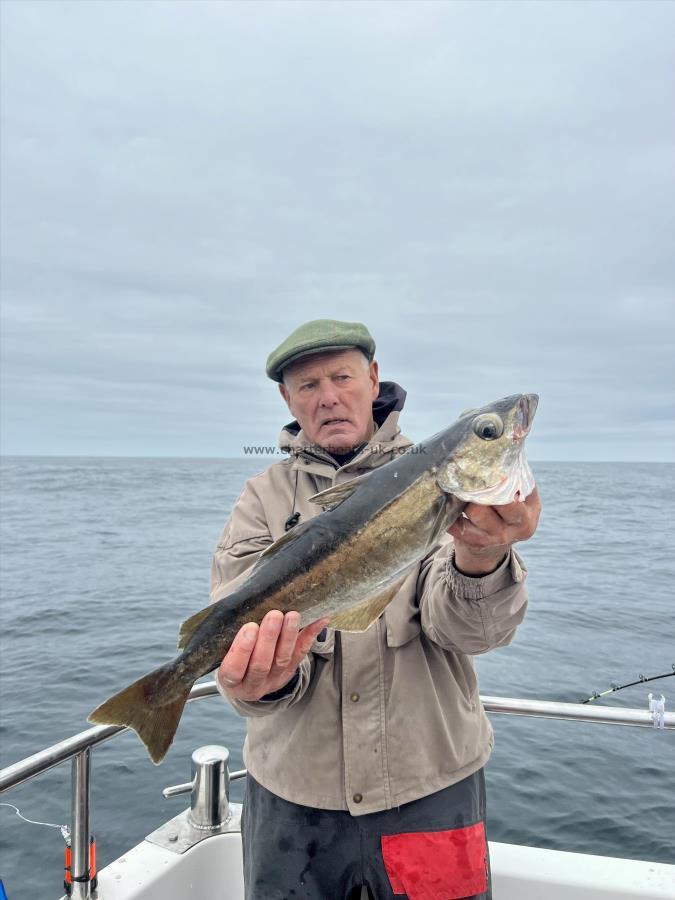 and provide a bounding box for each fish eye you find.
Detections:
[472,413,503,441]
